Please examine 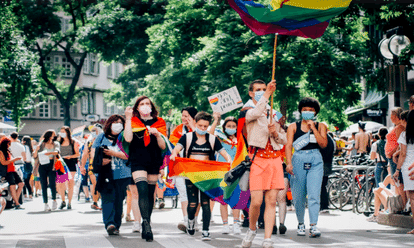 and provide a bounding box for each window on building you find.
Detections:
[61,18,71,33]
[83,54,89,74]
[51,99,59,118]
[88,92,96,114]
[70,102,78,119]
[60,105,65,118]
[81,95,88,115]
[38,101,50,118]
[114,63,120,79]
[45,56,53,70]
[61,57,72,77]
[107,63,113,79]
[89,54,98,75]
